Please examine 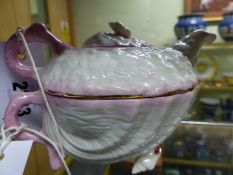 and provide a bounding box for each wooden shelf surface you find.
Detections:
[203,42,233,50]
[163,158,233,169]
[200,86,233,92]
